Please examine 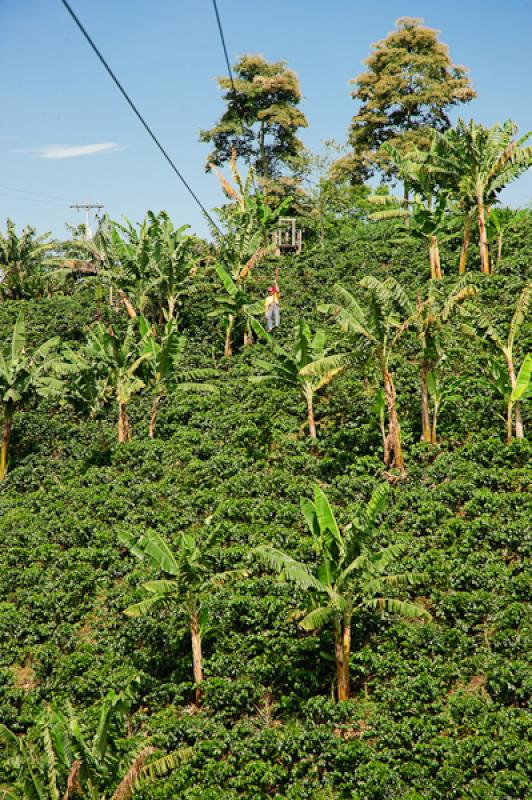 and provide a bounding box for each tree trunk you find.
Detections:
[497,232,503,267]
[149,395,161,439]
[515,404,524,439]
[420,361,432,443]
[98,420,108,450]
[430,235,442,280]
[118,402,131,443]
[431,403,439,445]
[259,121,268,180]
[507,357,524,440]
[224,315,234,358]
[477,196,490,275]
[334,616,351,702]
[383,370,405,473]
[190,613,204,706]
[0,412,13,481]
[305,386,317,439]
[506,401,513,444]
[117,290,137,320]
[459,215,472,274]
